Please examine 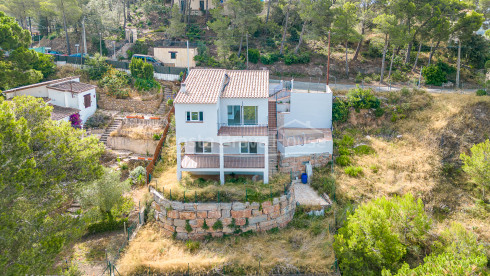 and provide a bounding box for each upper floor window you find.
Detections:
[240,142,257,154]
[227,105,257,125]
[83,94,91,108]
[170,52,177,59]
[186,111,203,122]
